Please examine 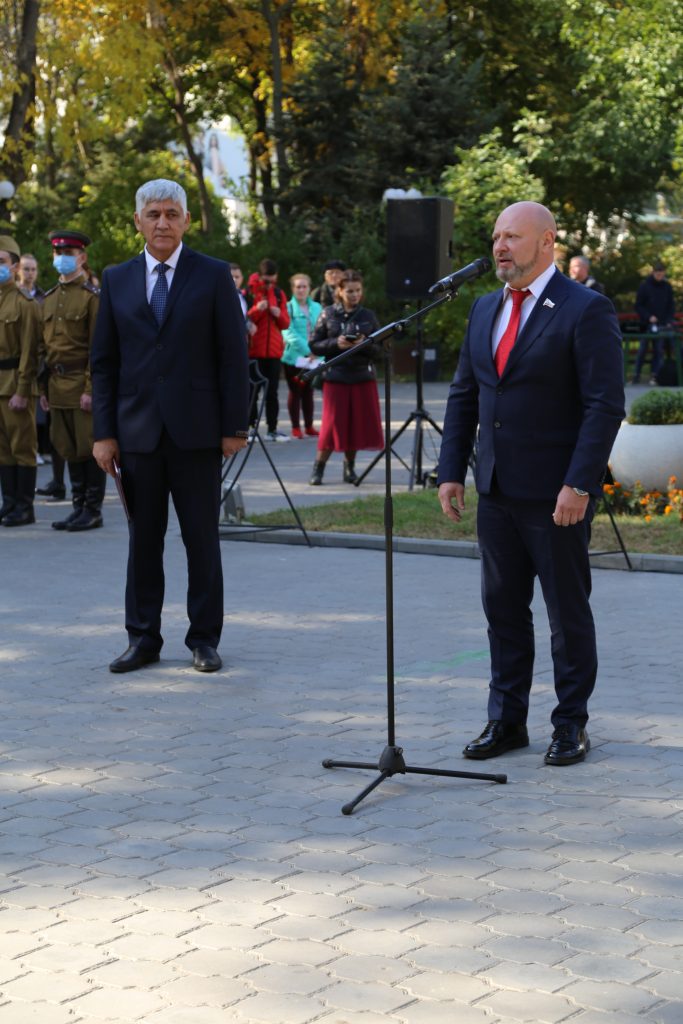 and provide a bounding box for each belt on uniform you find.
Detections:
[0,357,19,369]
[48,359,89,376]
